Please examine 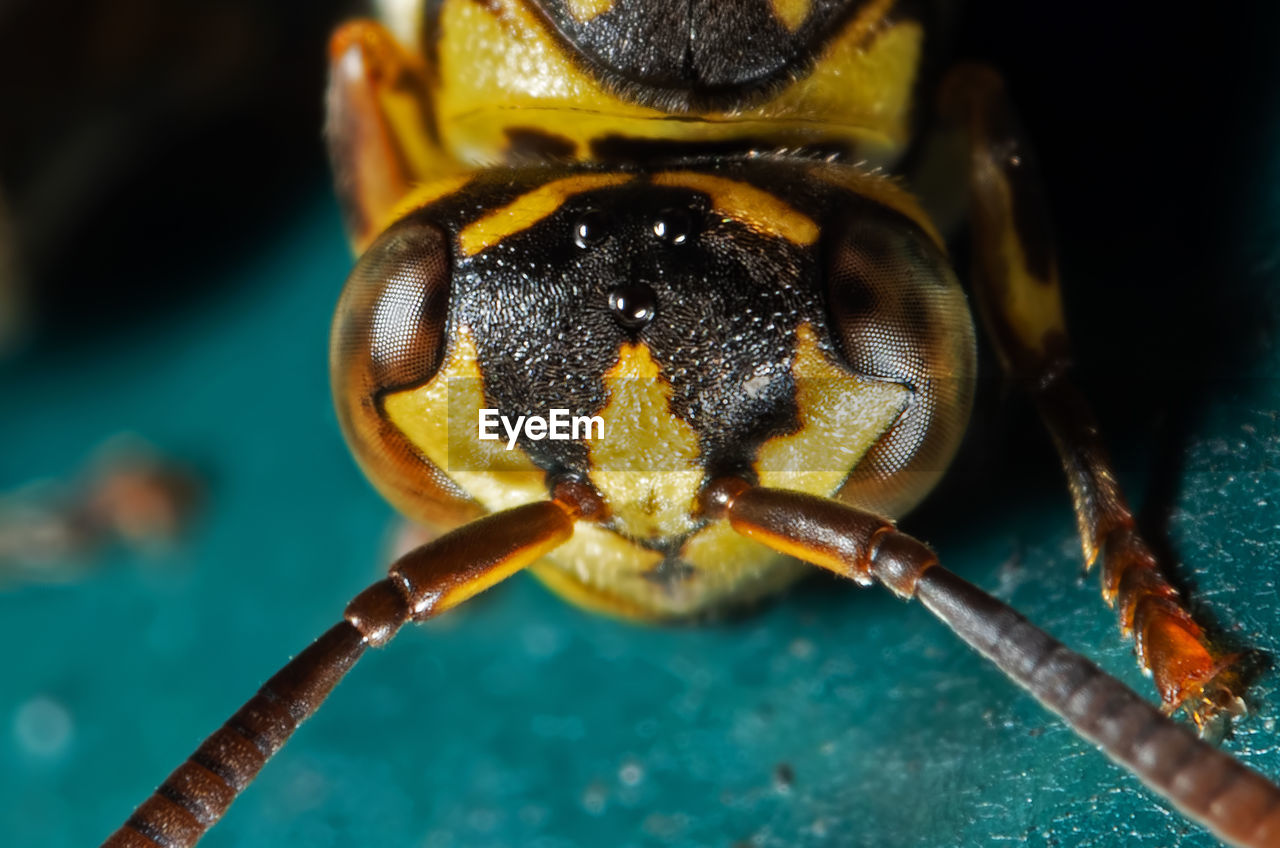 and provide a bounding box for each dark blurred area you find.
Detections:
[957,2,1278,386]
[0,0,355,353]
[916,1,1280,542]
